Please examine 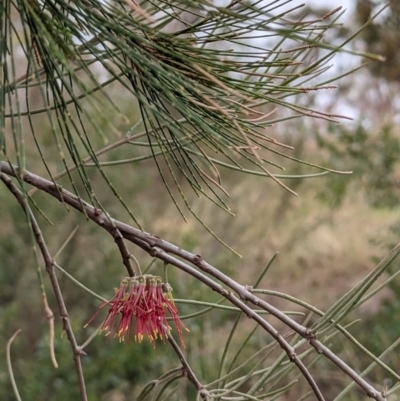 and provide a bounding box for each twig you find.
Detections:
[42,293,58,368]
[168,335,210,401]
[0,162,387,401]
[0,172,88,401]
[111,227,136,276]
[6,330,23,401]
